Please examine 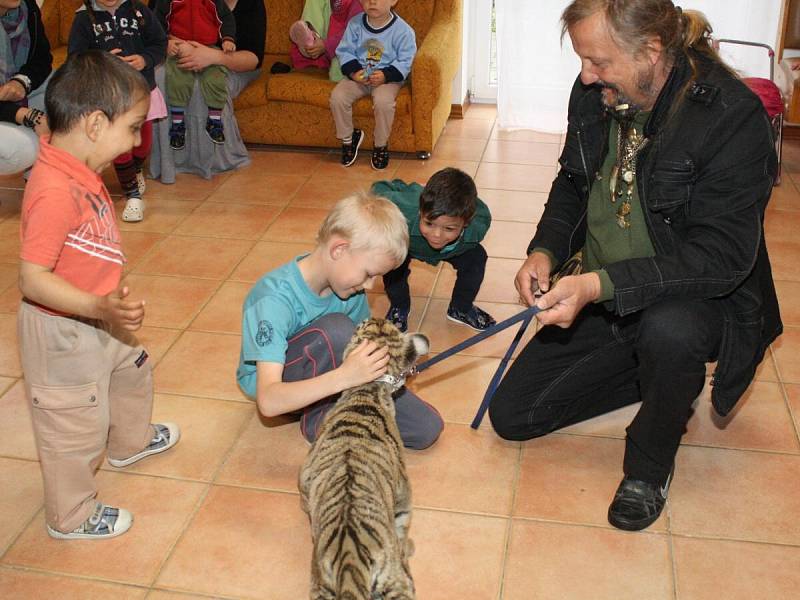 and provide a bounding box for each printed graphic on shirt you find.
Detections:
[364,38,384,77]
[256,320,274,346]
[89,8,145,49]
[65,184,125,266]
